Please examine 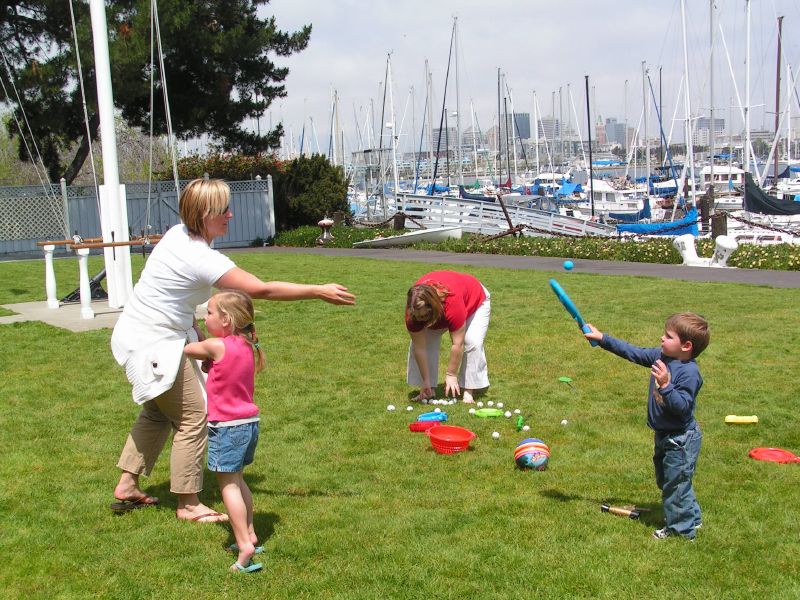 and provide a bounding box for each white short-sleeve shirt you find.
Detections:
[111,224,236,403]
